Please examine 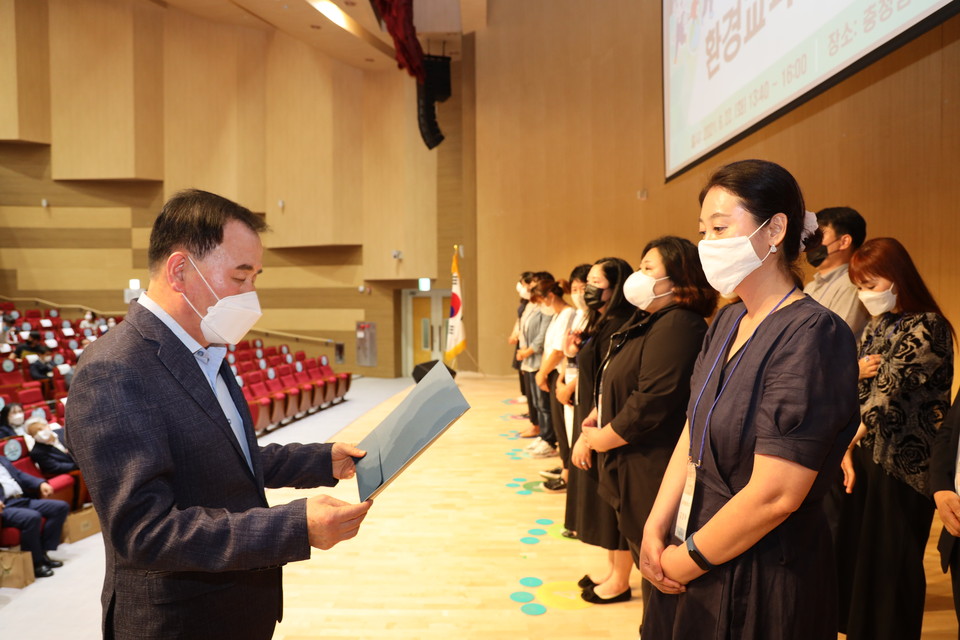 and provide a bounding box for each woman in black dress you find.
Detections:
[838,237,954,640]
[578,236,716,610]
[564,257,634,602]
[639,160,860,639]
